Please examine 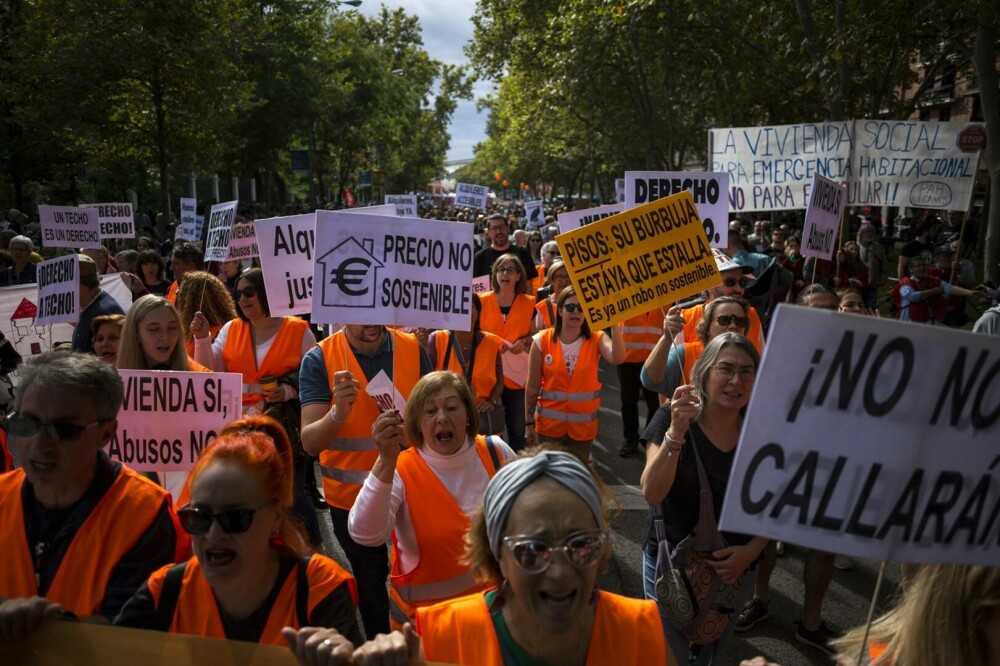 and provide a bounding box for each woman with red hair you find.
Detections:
[114,416,362,651]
